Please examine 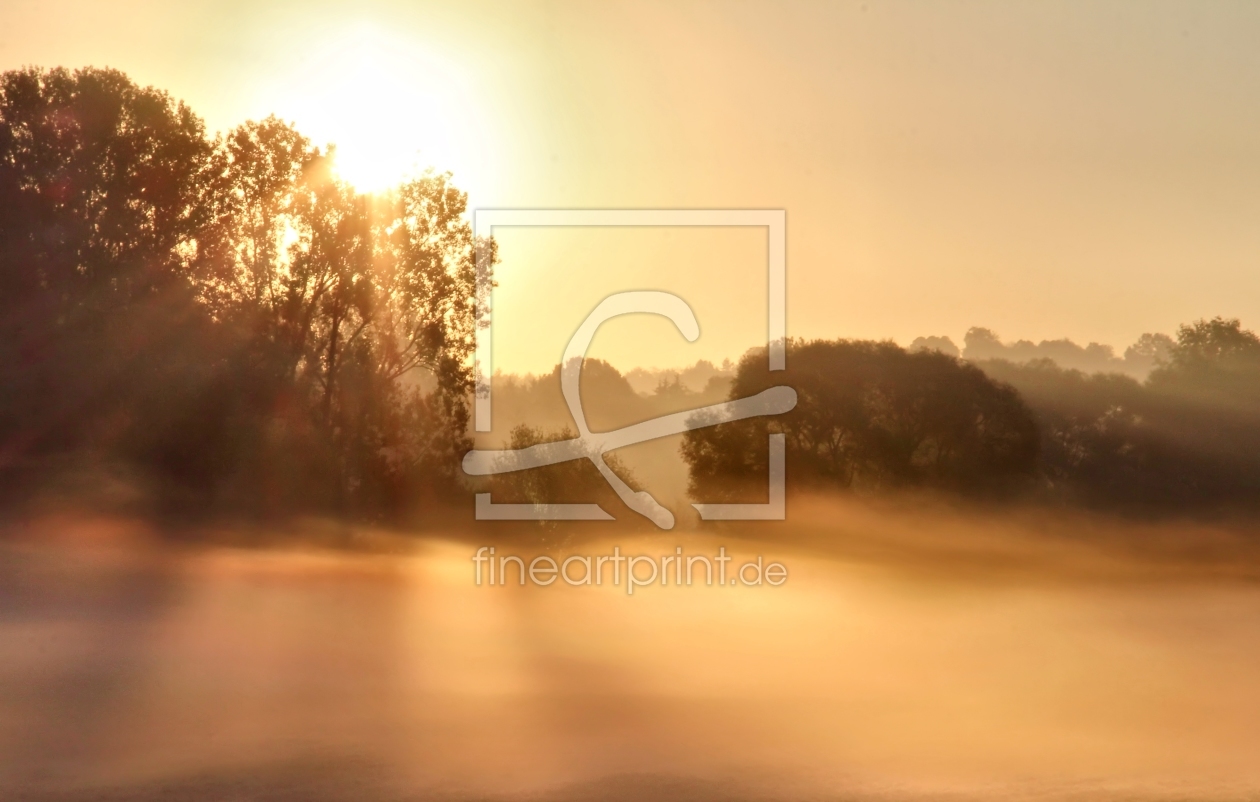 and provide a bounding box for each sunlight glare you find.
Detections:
[265,25,488,195]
